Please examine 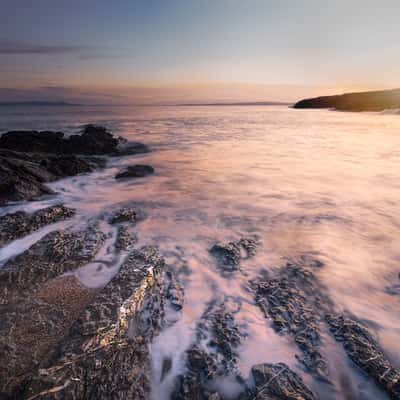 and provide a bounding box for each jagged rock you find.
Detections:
[209,237,259,272]
[22,246,166,400]
[0,225,106,304]
[110,207,145,225]
[250,363,316,400]
[172,345,219,400]
[172,302,245,400]
[115,164,155,179]
[0,205,75,247]
[115,226,137,252]
[0,276,96,396]
[326,314,400,399]
[254,263,329,378]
